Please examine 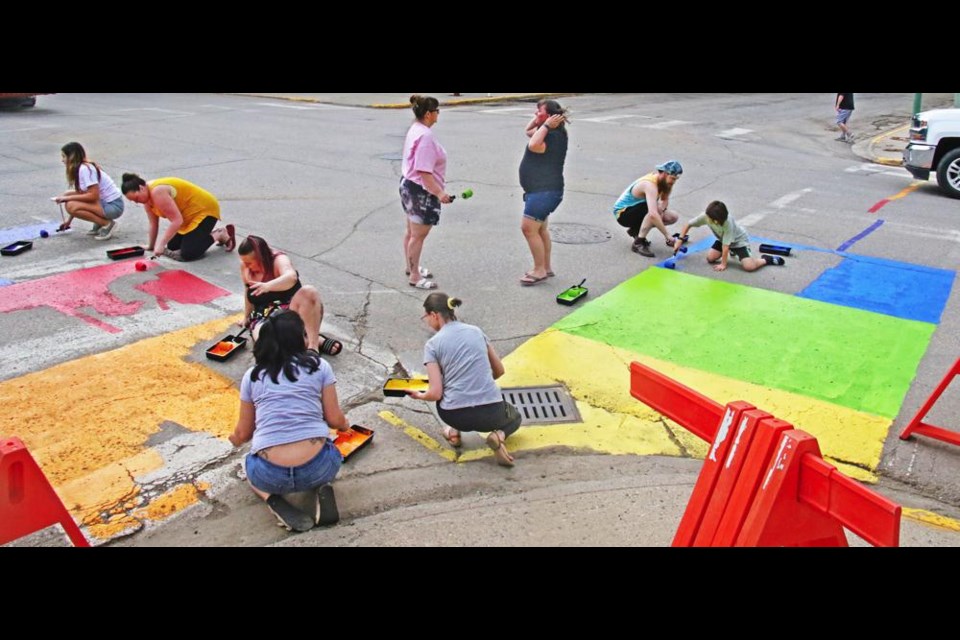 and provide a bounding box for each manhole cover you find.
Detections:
[550,223,612,245]
[501,384,582,425]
